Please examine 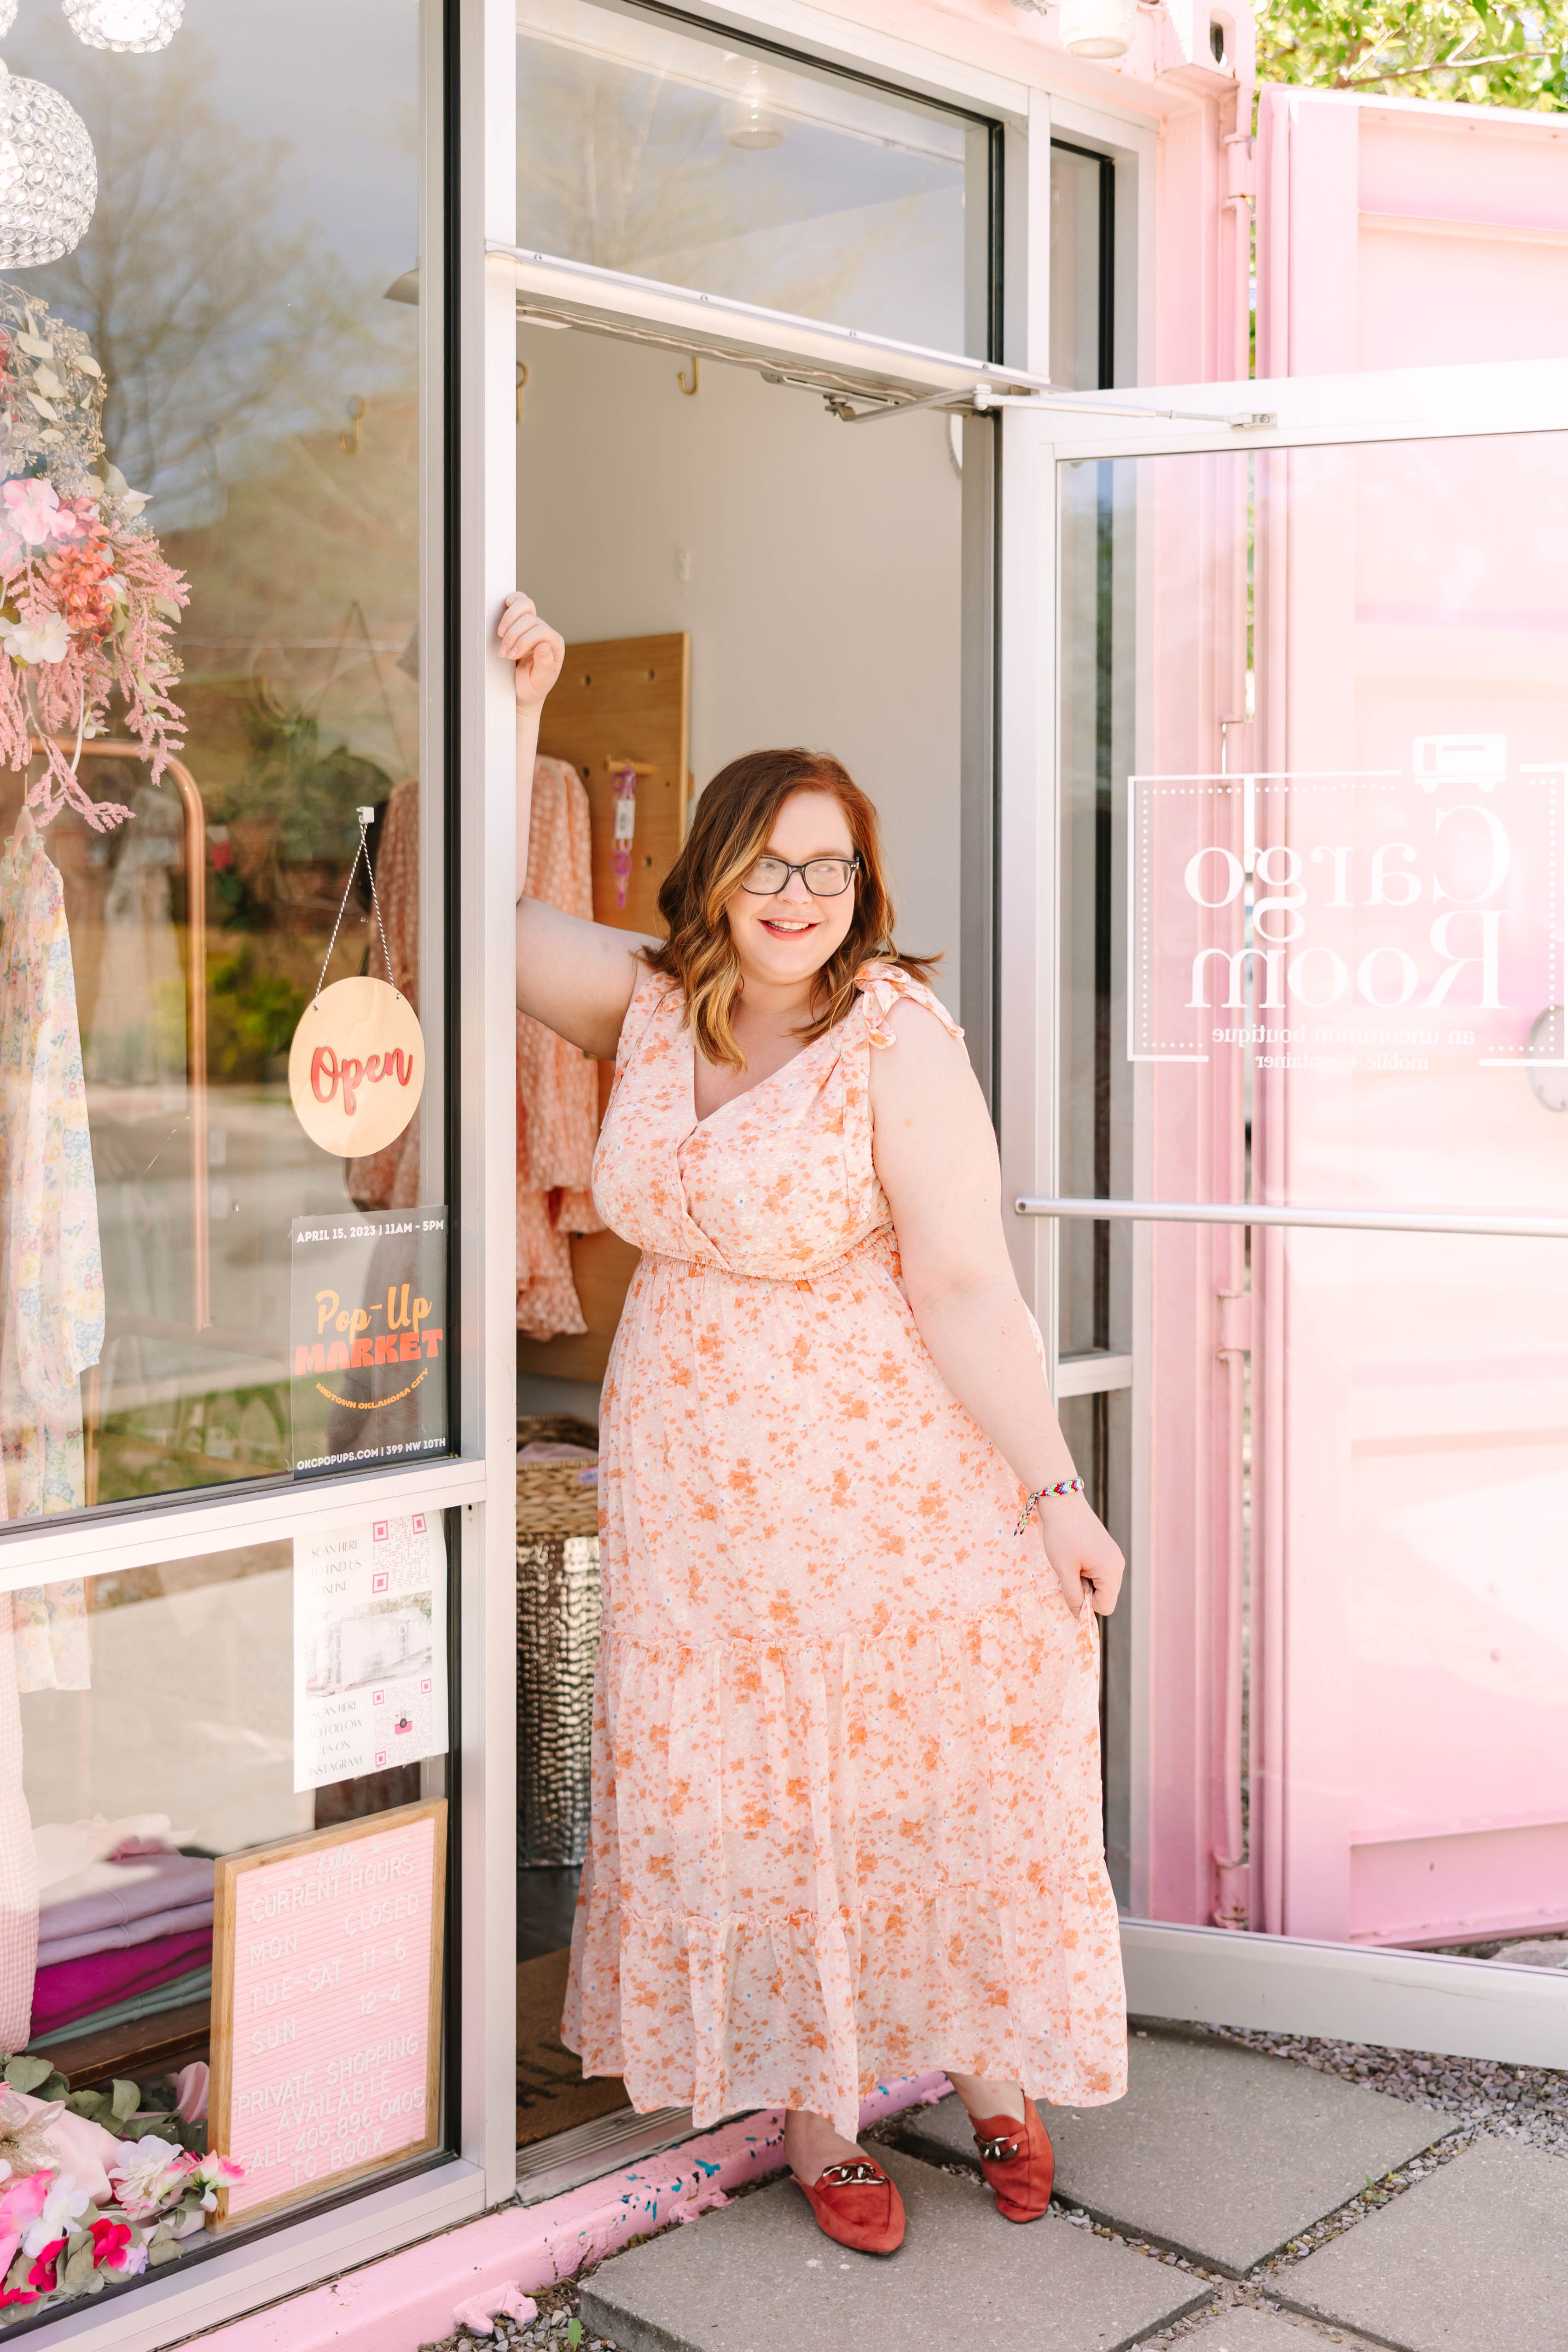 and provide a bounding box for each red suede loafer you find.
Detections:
[970,2100,1055,2222]
[795,2155,906,2255]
